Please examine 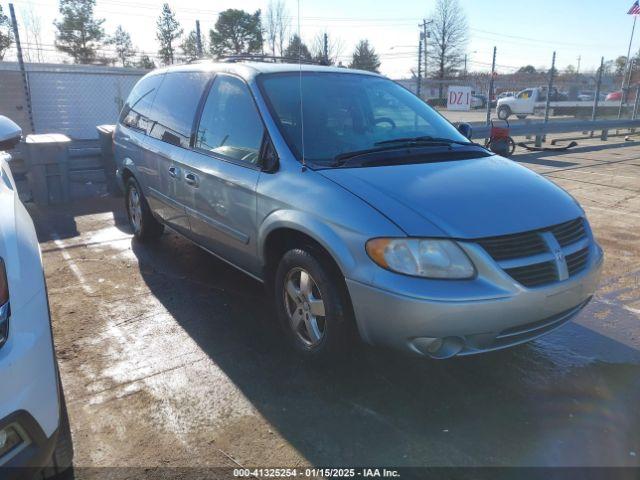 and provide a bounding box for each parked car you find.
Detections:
[605,88,639,102]
[471,92,487,109]
[0,116,73,475]
[577,91,595,102]
[114,62,603,360]
[606,90,622,101]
